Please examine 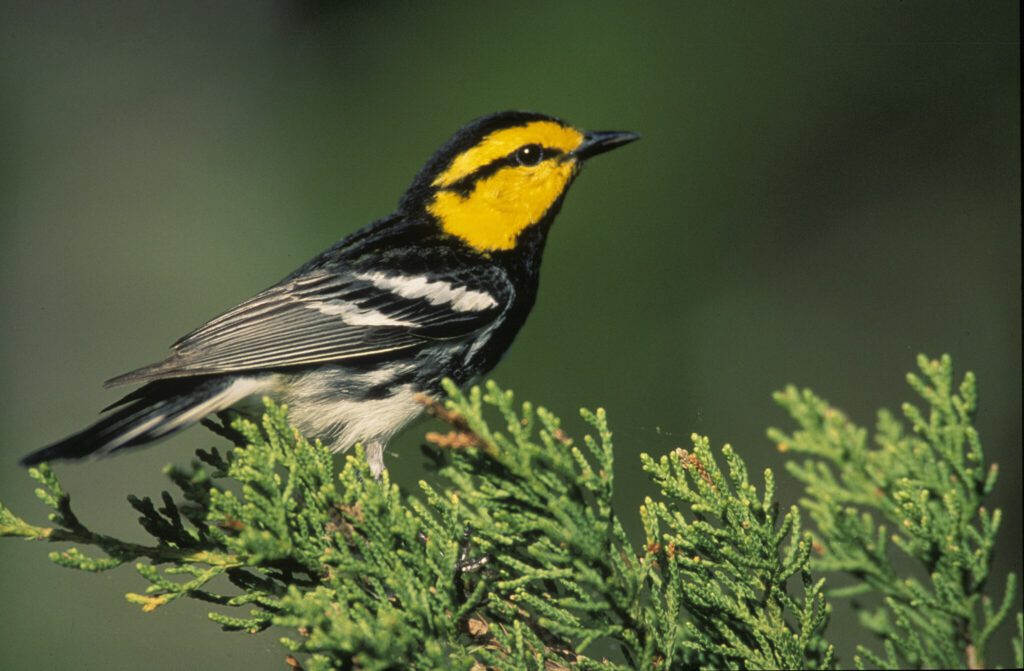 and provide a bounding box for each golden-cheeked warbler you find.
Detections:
[22,111,639,474]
